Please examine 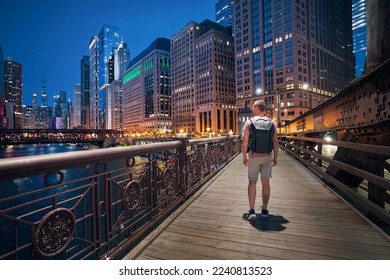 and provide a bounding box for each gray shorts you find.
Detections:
[248,156,273,180]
